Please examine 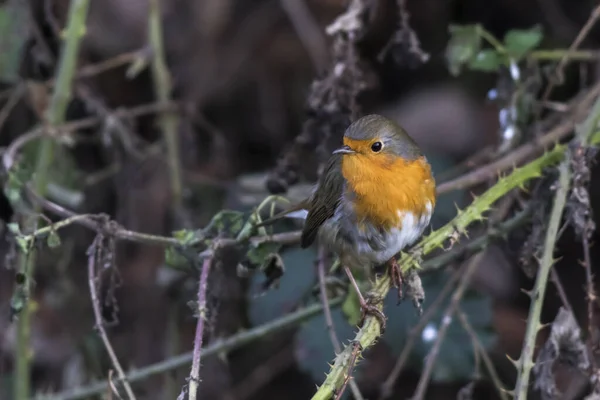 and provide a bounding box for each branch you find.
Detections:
[148,0,183,207]
[36,298,342,400]
[437,80,600,195]
[379,267,462,399]
[13,1,90,399]
[311,128,600,400]
[87,236,137,399]
[457,309,509,400]
[411,252,485,399]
